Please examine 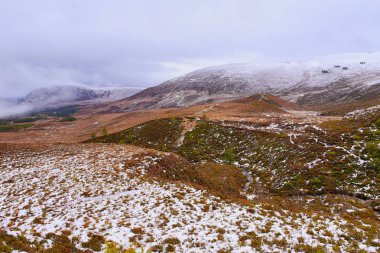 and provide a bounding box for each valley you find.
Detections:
[2,1,380,252]
[1,54,380,252]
